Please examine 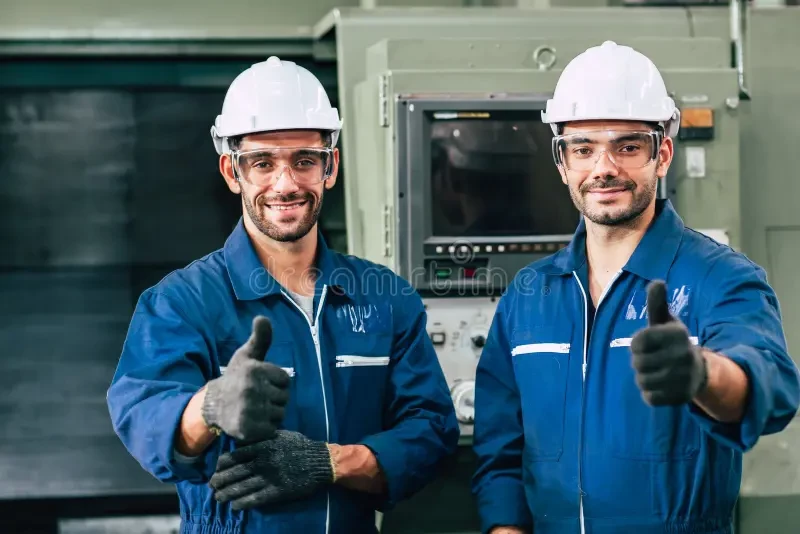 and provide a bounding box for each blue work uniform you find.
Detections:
[472,199,800,534]
[107,218,460,534]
